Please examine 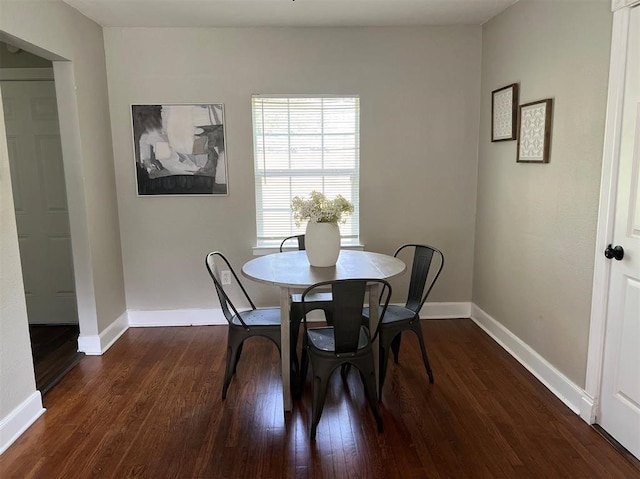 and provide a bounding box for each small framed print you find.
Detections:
[517,99,553,164]
[491,83,518,142]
